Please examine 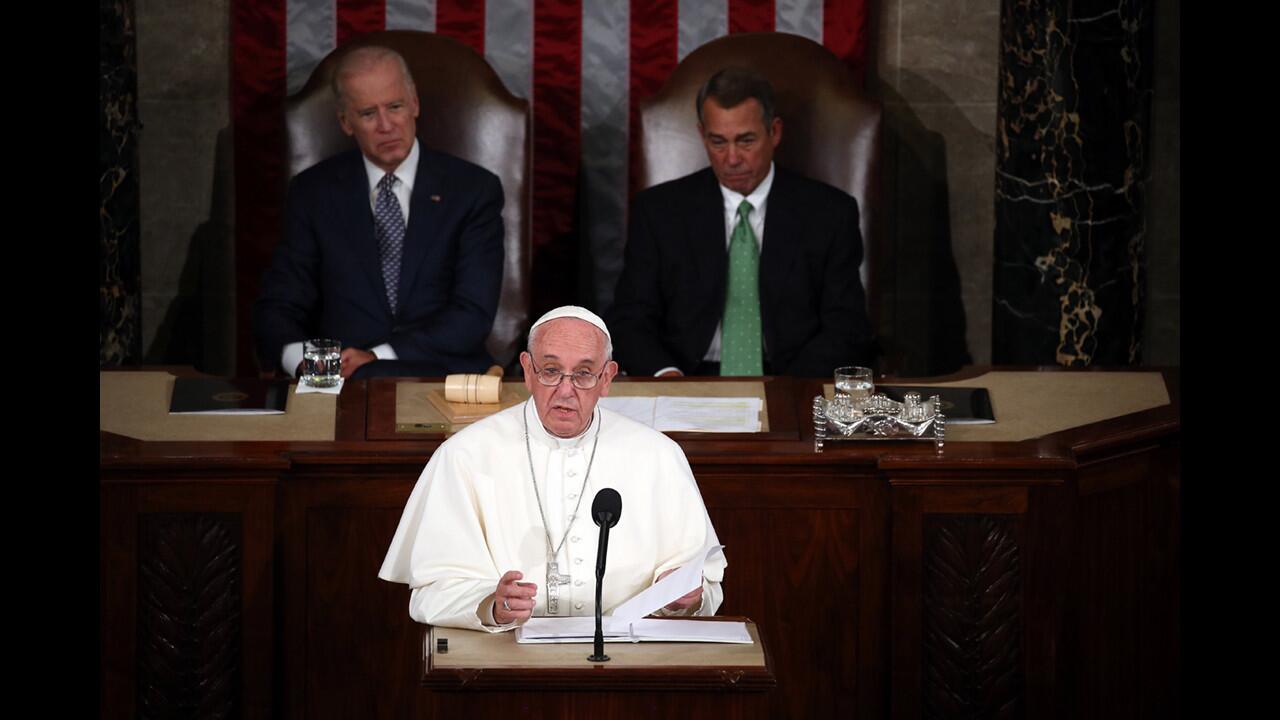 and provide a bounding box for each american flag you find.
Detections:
[231,0,869,372]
